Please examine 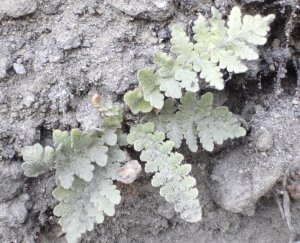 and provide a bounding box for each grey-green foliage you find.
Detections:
[127,122,202,222]
[21,144,55,177]
[21,97,127,243]
[142,92,246,153]
[20,6,275,239]
[124,69,164,114]
[52,145,124,243]
[159,6,275,95]
[124,6,274,112]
